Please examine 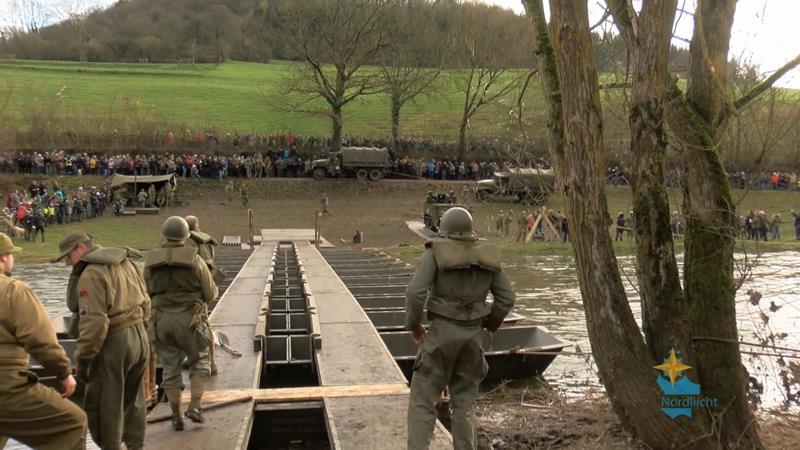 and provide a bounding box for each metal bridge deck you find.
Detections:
[146,229,451,449]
